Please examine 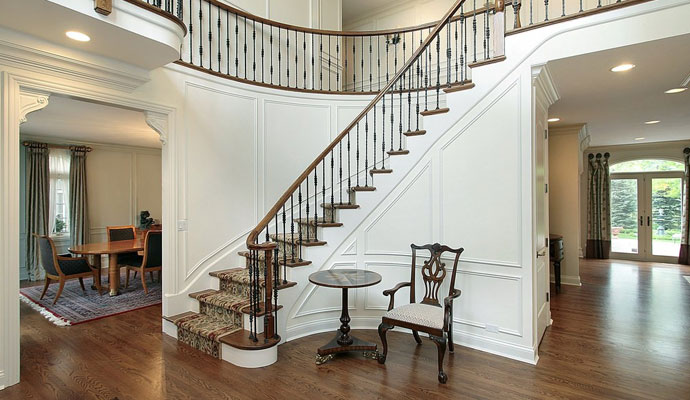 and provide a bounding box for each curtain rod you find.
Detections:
[22,141,92,152]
